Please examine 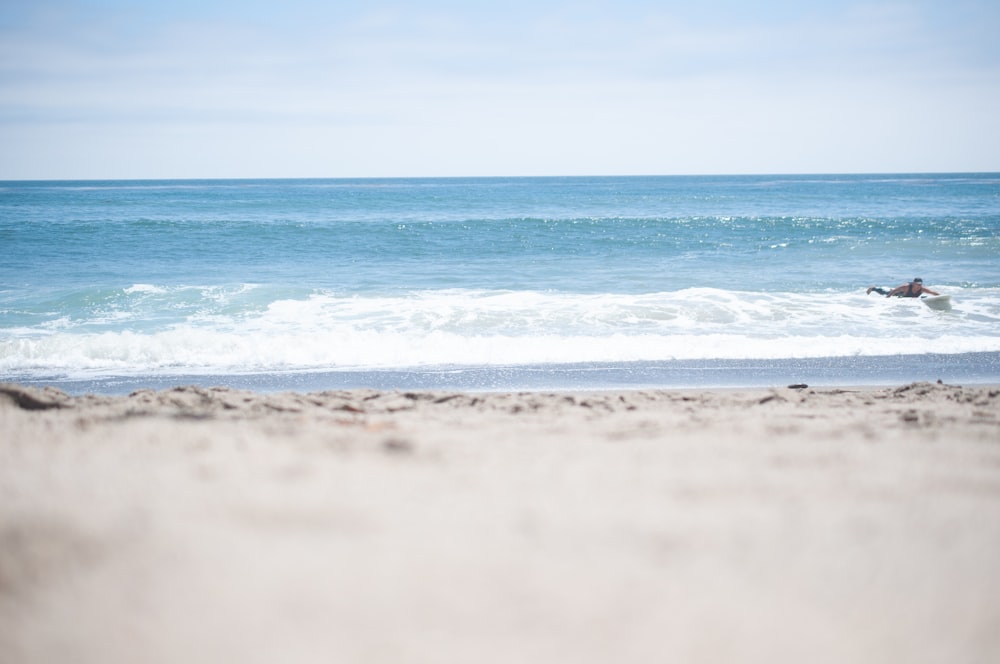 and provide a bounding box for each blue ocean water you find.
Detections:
[2,174,999,393]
